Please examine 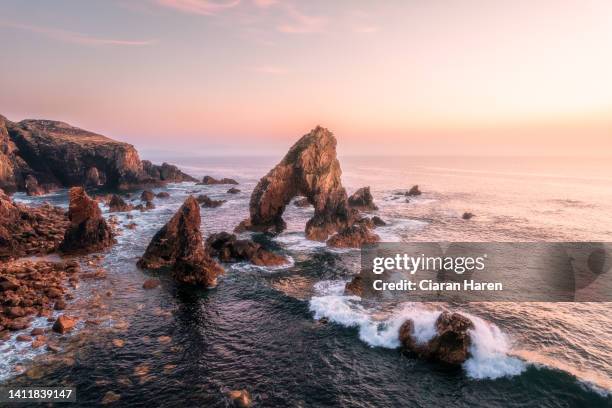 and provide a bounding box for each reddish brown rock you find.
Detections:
[156,191,170,198]
[142,278,160,289]
[0,115,196,193]
[108,195,133,212]
[326,222,380,248]
[399,312,474,365]
[345,276,364,296]
[198,175,238,185]
[137,196,224,287]
[196,194,225,208]
[0,189,69,260]
[348,186,378,211]
[140,190,155,202]
[59,187,115,254]
[226,389,252,408]
[406,185,422,196]
[52,314,77,334]
[206,232,288,267]
[237,126,359,241]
